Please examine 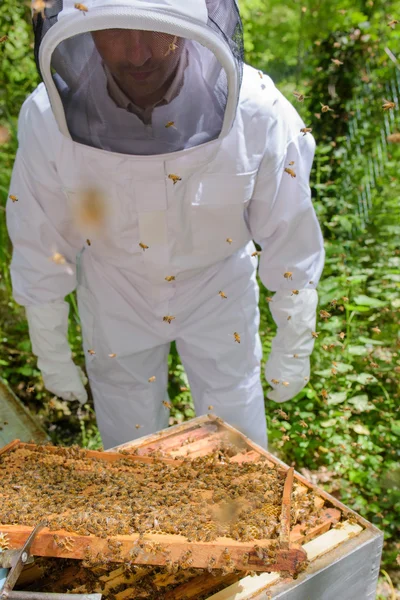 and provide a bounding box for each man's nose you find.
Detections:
[125,30,152,67]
